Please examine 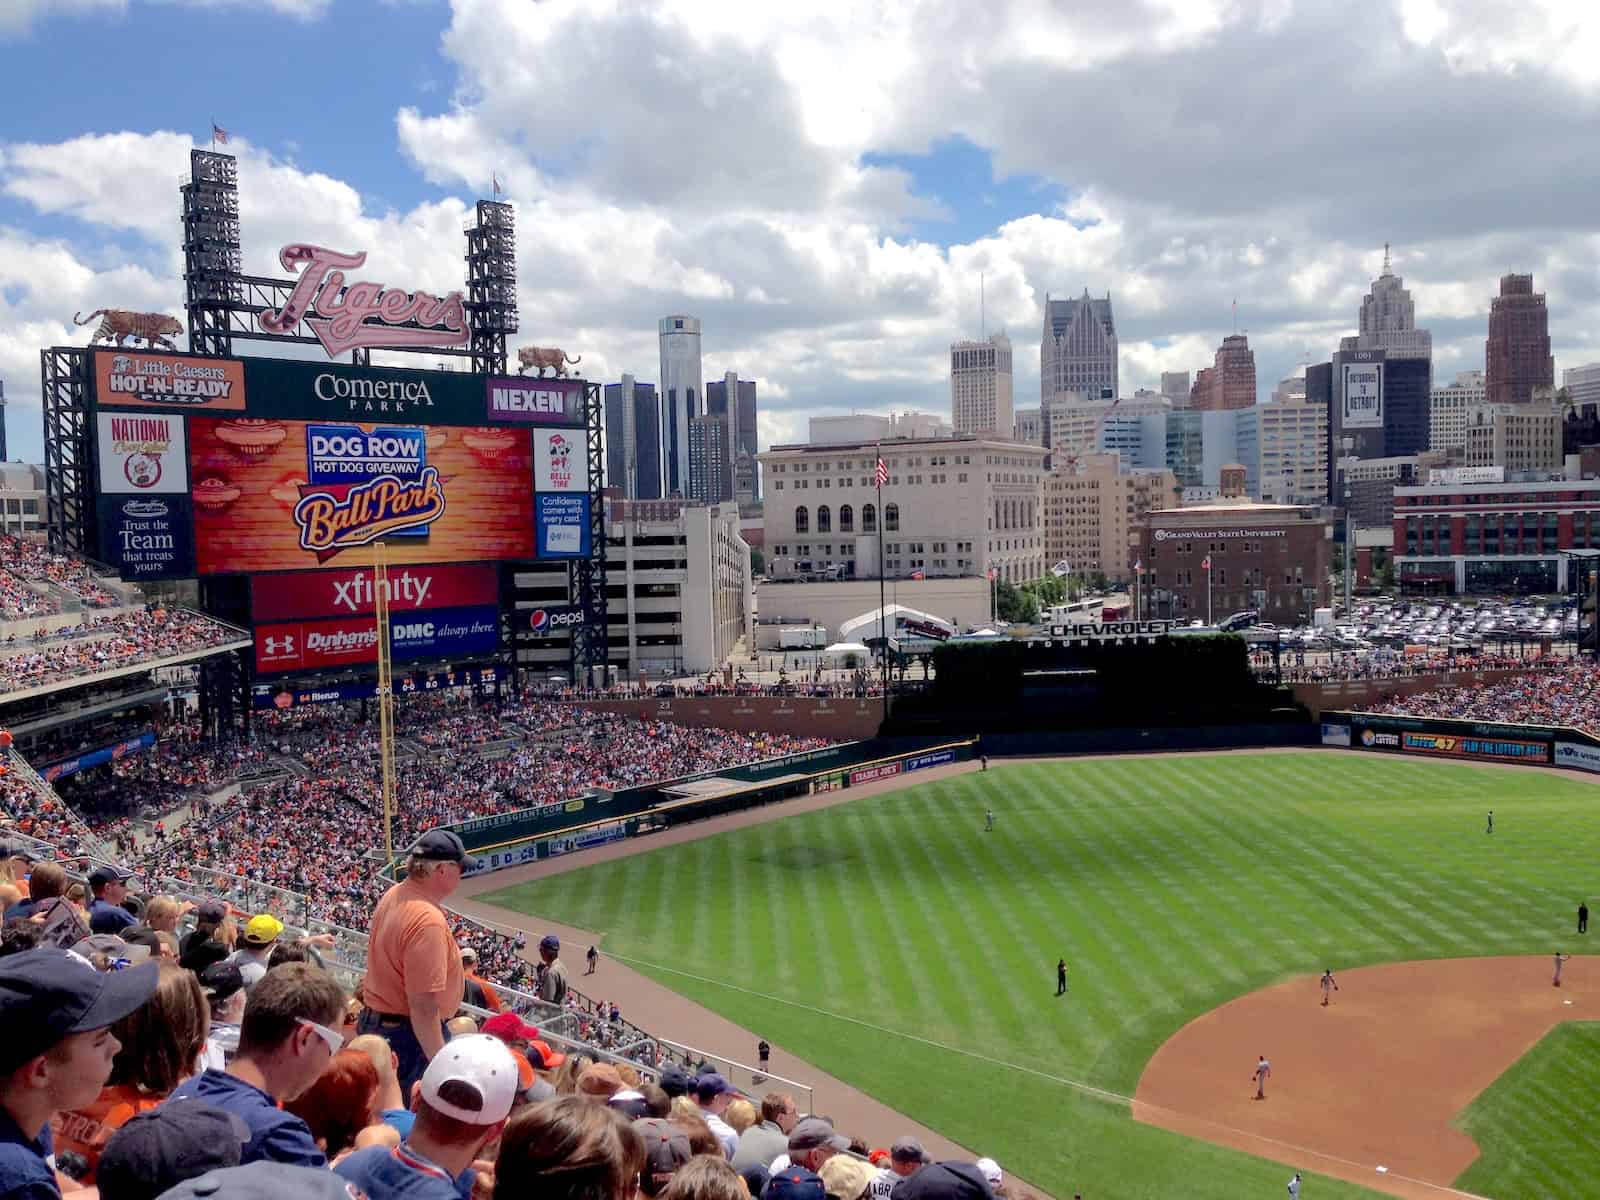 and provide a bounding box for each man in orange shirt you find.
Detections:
[358,830,476,1094]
